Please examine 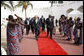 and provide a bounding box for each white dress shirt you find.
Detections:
[36,19,38,24]
[27,20,29,25]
